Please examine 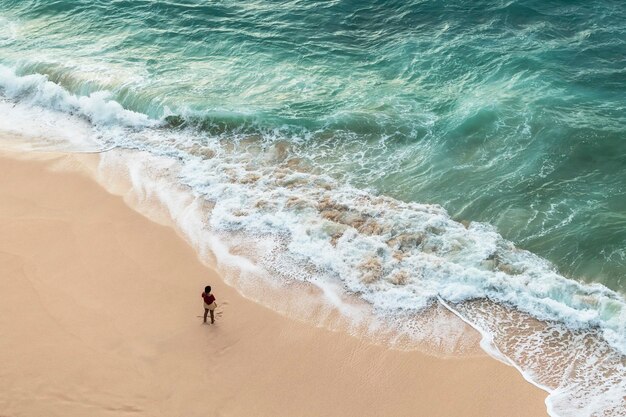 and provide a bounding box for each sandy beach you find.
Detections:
[0,148,548,417]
